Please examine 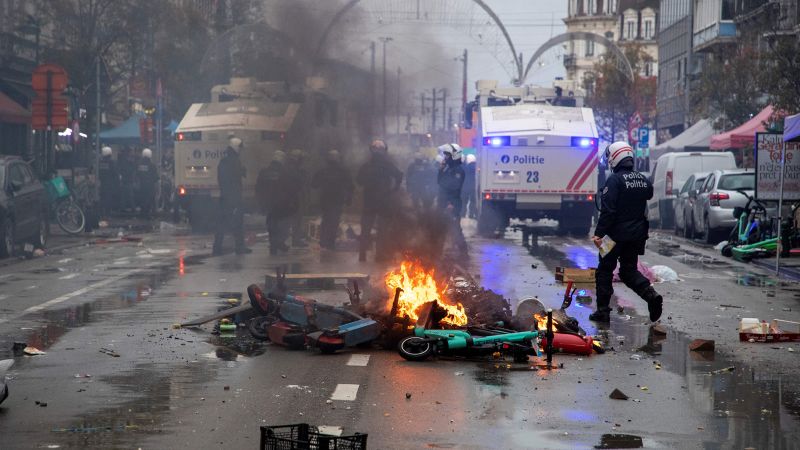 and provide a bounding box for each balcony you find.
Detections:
[693,21,737,51]
[563,54,578,70]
